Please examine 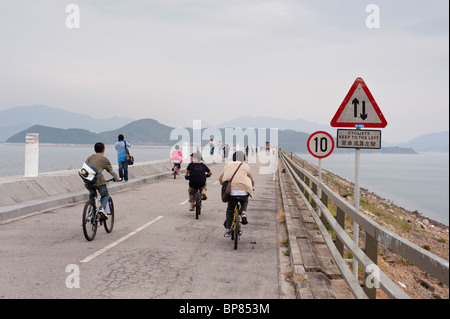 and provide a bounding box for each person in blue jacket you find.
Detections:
[115,134,131,182]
